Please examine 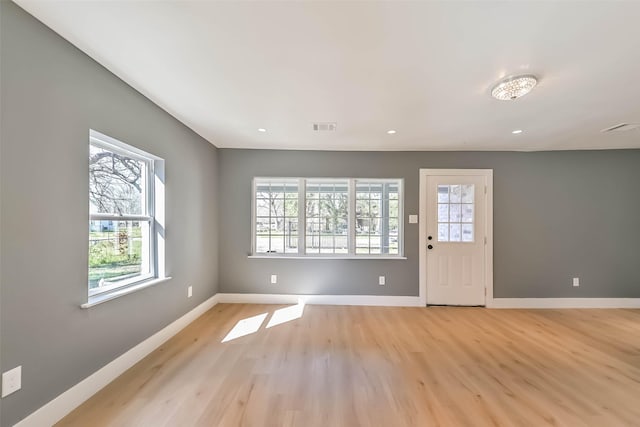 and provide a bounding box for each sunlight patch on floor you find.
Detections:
[221,312,268,343]
[266,301,305,329]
